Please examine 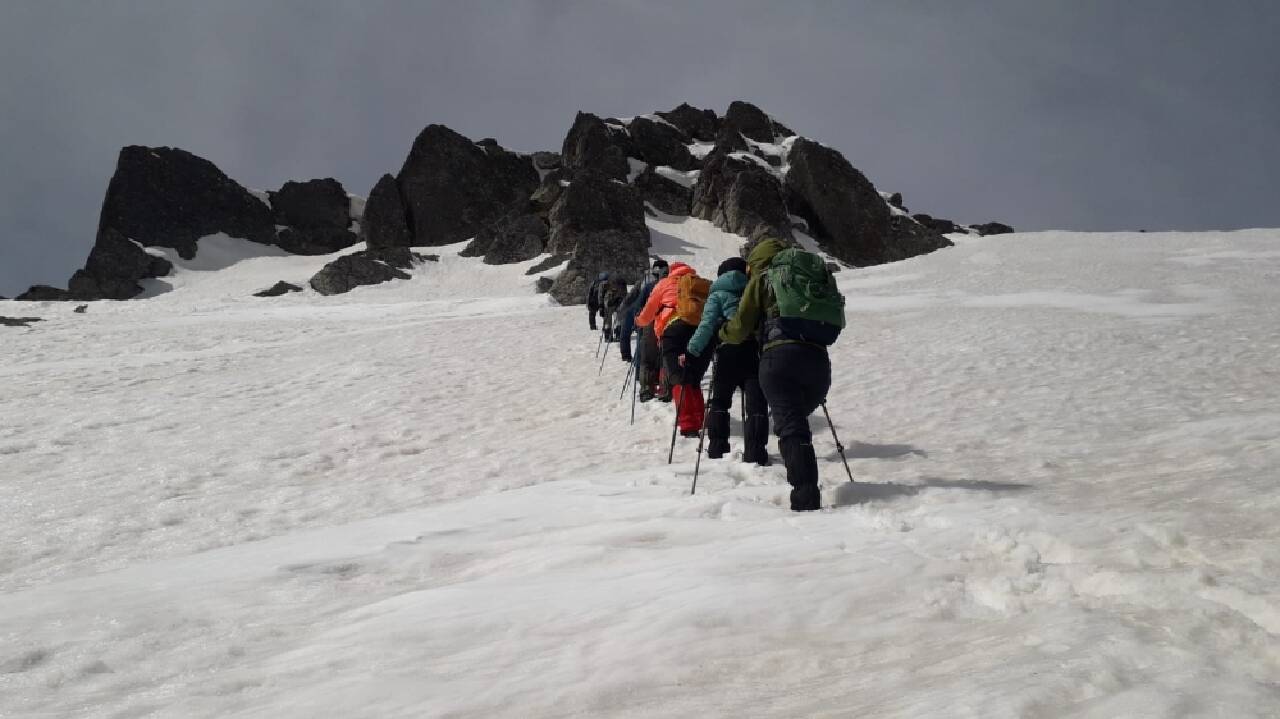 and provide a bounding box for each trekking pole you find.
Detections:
[597,334,613,376]
[619,351,637,400]
[667,384,689,464]
[630,365,638,425]
[595,330,604,358]
[690,357,718,494]
[820,402,856,483]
